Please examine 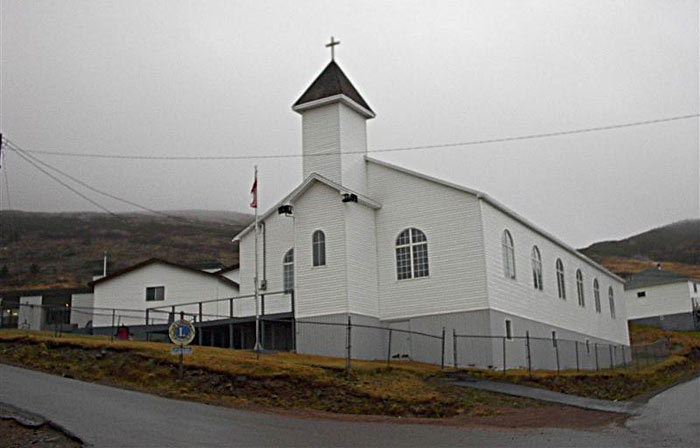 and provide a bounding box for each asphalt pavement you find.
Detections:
[1,364,698,447]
